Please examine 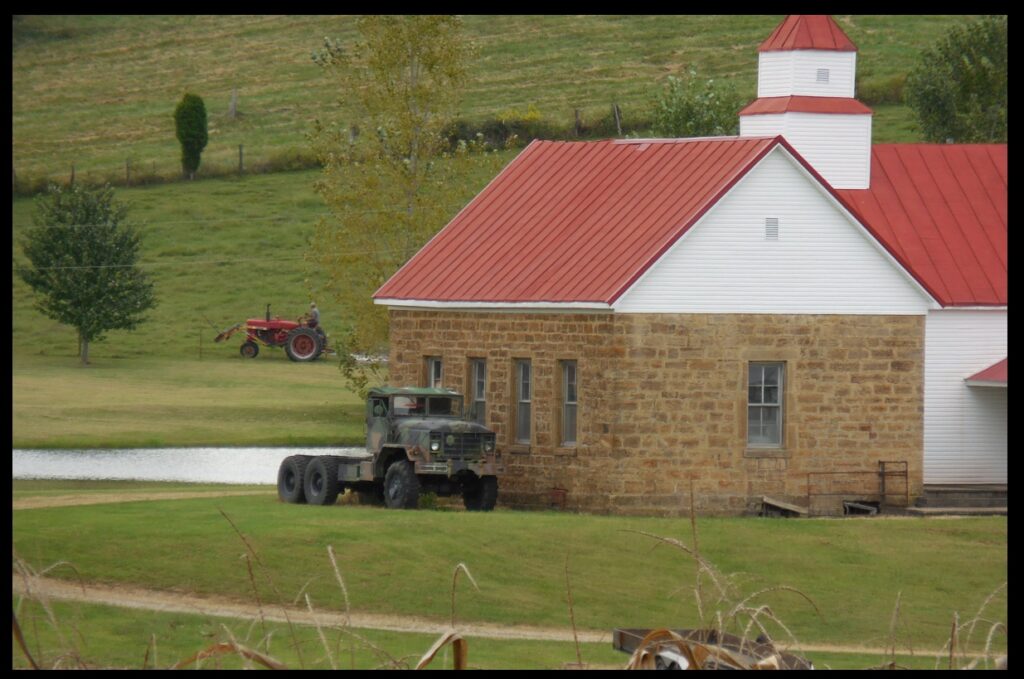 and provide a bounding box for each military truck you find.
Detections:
[276,387,503,510]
